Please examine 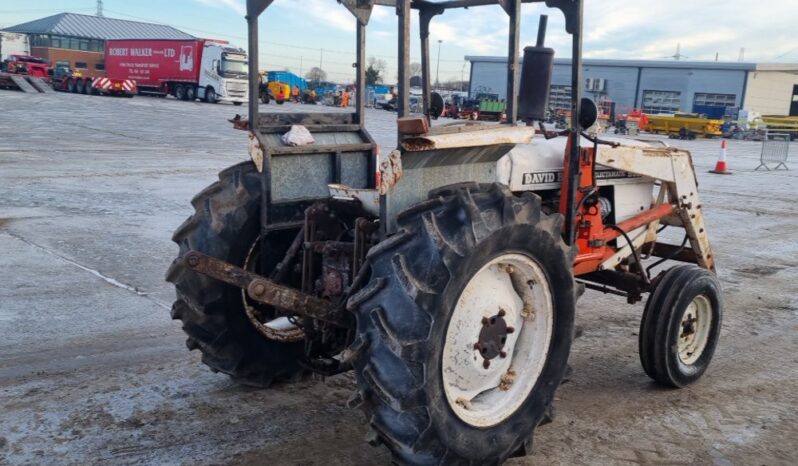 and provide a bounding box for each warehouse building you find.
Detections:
[2,13,193,77]
[467,56,798,117]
